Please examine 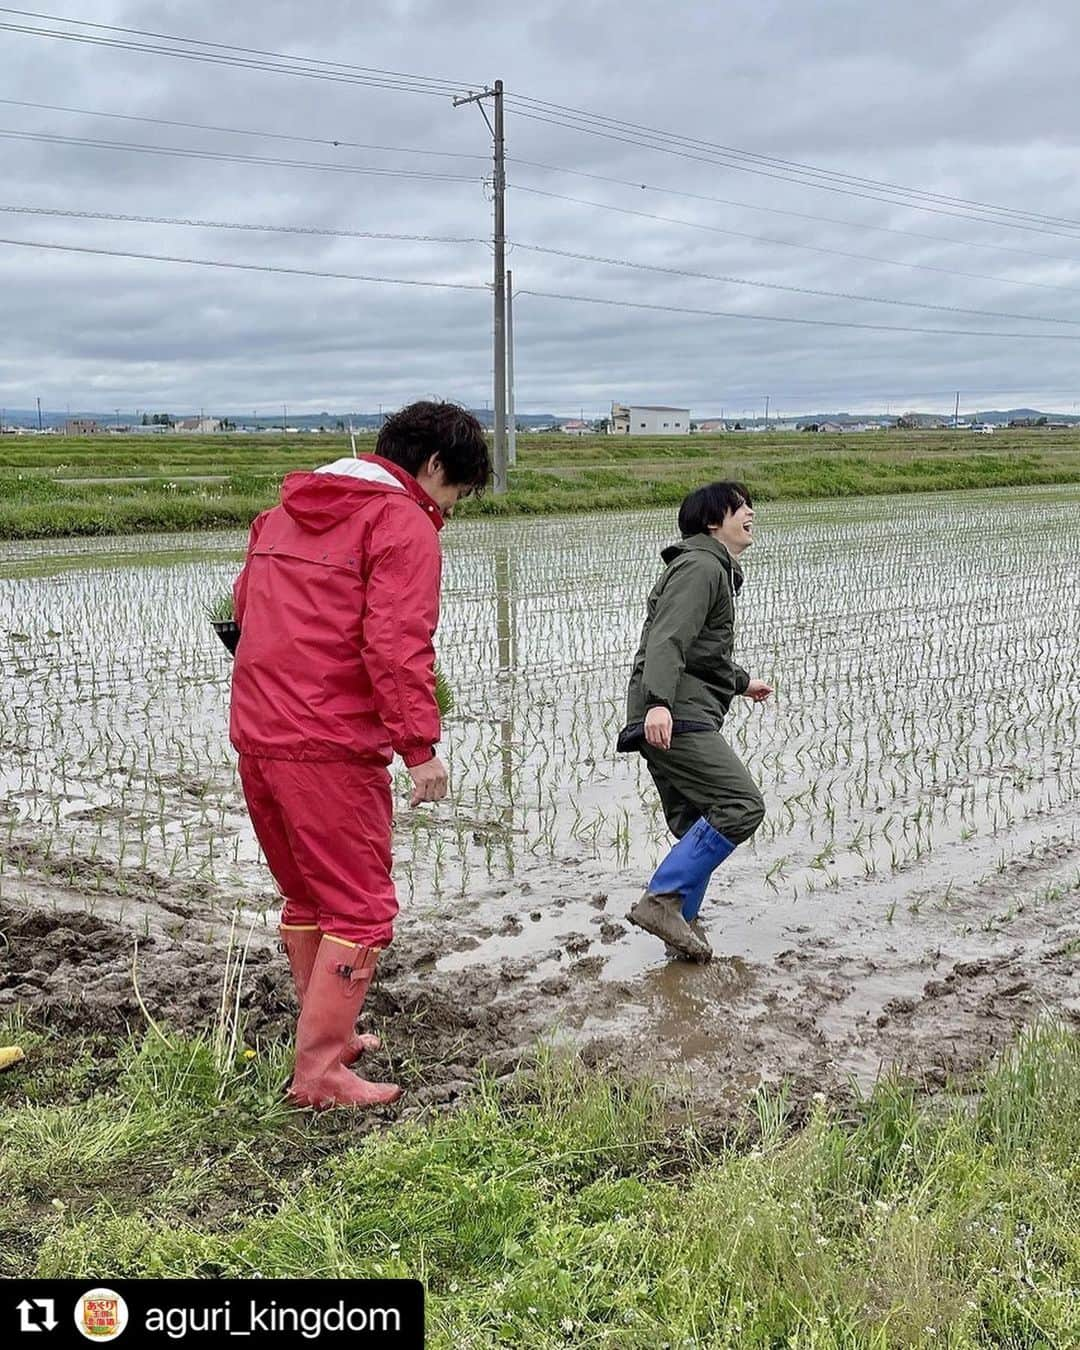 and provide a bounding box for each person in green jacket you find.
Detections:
[621,481,772,960]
